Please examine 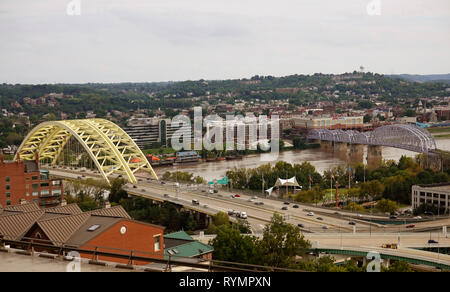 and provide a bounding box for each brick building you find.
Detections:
[1,202,214,266]
[0,153,64,208]
[1,202,166,265]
